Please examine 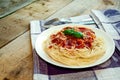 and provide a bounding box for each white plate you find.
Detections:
[35,24,115,69]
